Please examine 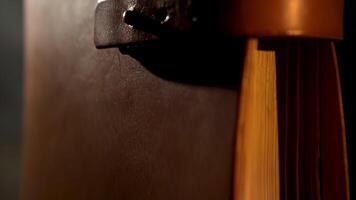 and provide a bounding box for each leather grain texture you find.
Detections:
[22,0,237,199]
